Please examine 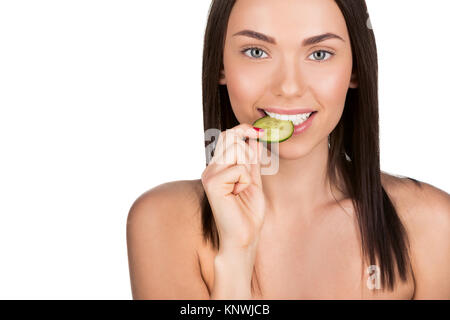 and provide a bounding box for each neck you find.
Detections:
[260,137,345,221]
